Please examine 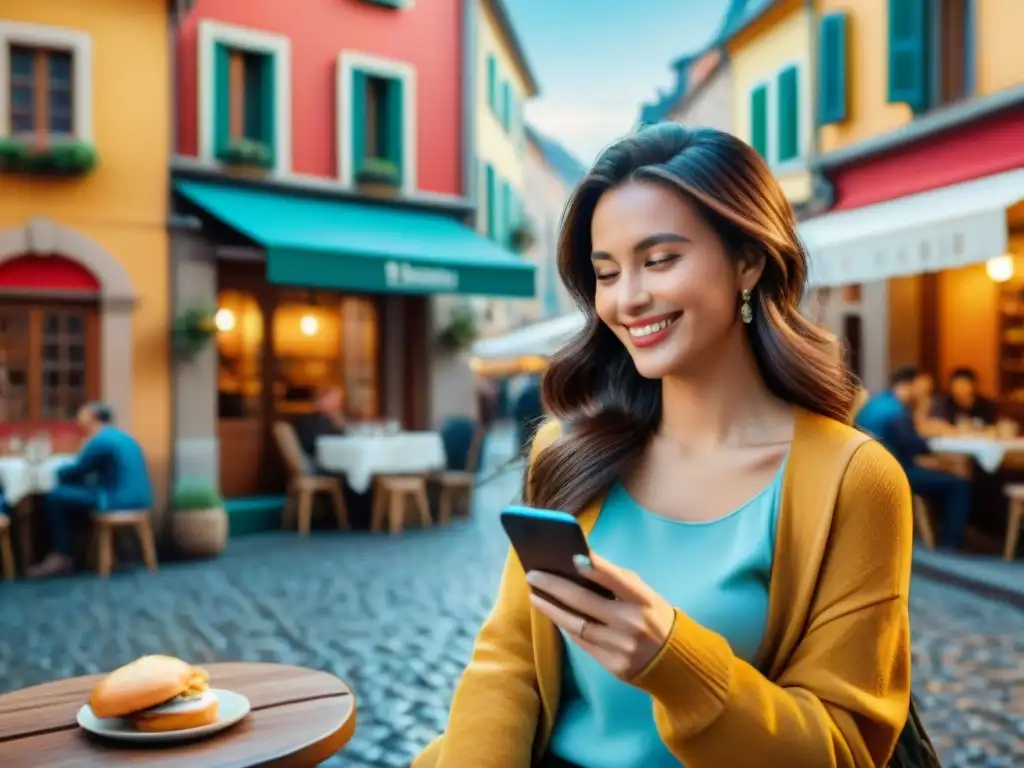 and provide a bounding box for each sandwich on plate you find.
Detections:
[89,655,218,732]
